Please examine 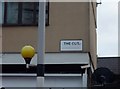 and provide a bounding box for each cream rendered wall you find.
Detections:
[45,2,90,52]
[2,27,38,52]
[0,26,2,53]
[0,2,2,53]
[2,2,90,53]
[89,2,97,69]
